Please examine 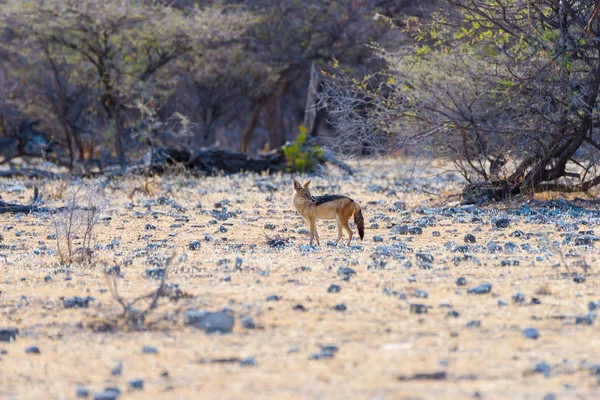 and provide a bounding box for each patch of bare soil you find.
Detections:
[1,159,599,399]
